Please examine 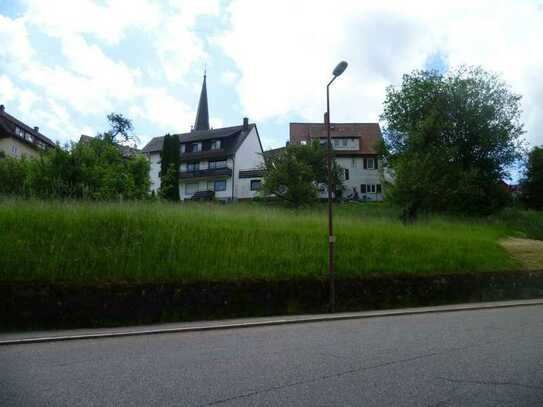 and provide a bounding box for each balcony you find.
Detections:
[180,149,227,162]
[179,167,232,179]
